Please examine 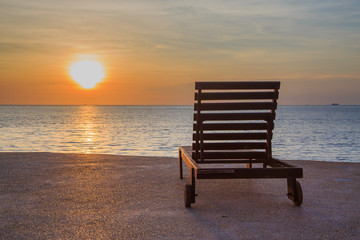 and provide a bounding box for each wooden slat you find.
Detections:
[195,159,266,164]
[195,81,280,90]
[192,132,267,140]
[179,146,200,169]
[192,151,267,160]
[194,102,276,111]
[194,112,273,121]
[192,142,267,150]
[193,122,268,131]
[195,91,278,100]
[196,167,303,179]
